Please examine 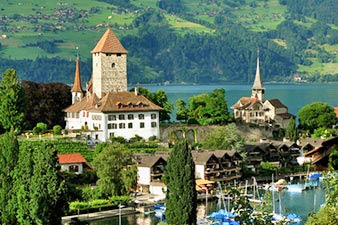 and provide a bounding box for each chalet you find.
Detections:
[64,29,162,143]
[232,51,293,128]
[58,153,91,174]
[304,136,338,170]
